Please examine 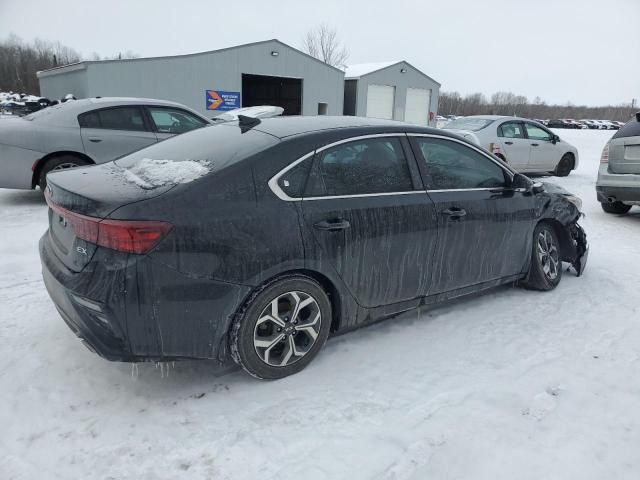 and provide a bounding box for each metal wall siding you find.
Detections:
[40,69,89,100]
[355,62,440,121]
[42,40,344,116]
